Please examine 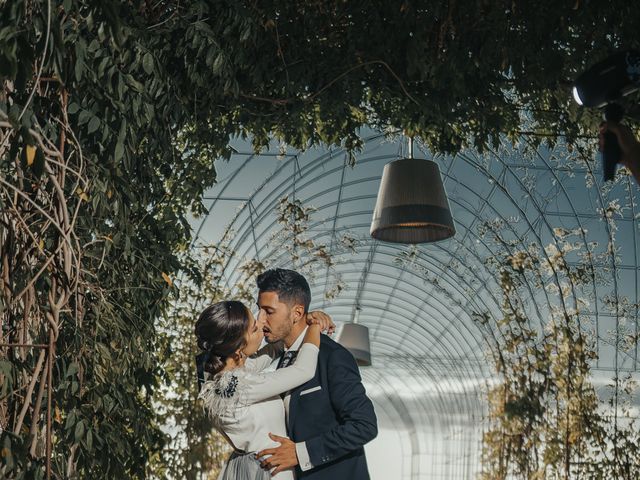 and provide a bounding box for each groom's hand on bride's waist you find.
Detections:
[256,433,298,475]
